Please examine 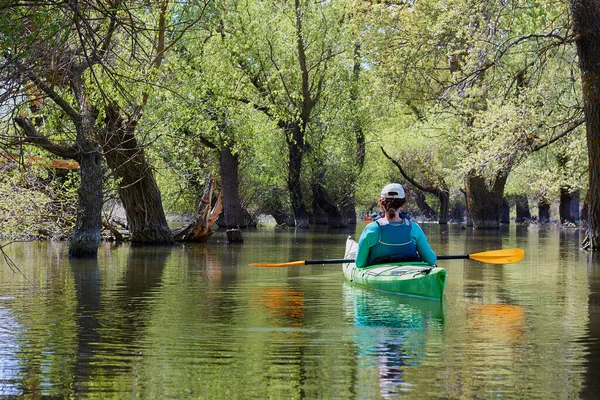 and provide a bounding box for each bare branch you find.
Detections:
[380,146,443,195]
[14,116,79,160]
[533,118,585,151]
